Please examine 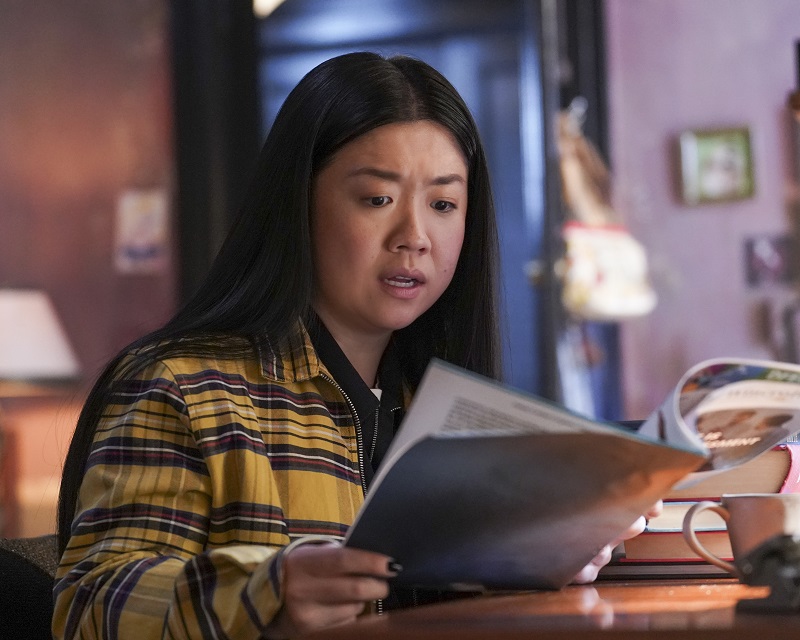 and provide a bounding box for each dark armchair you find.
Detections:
[0,534,58,640]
